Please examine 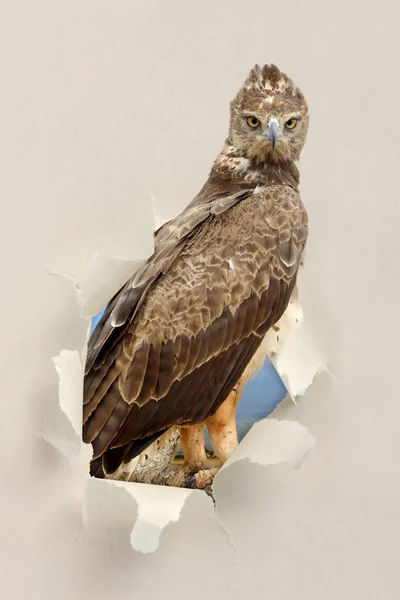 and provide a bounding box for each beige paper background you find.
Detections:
[1,1,399,598]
